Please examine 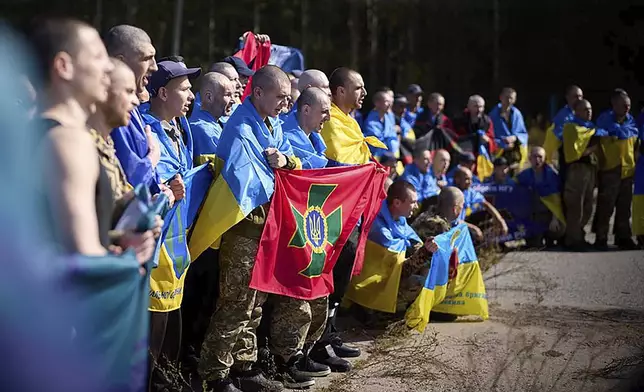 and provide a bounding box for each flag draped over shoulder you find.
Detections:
[321,103,386,166]
[363,110,400,158]
[596,111,638,179]
[489,104,529,167]
[405,223,488,332]
[516,165,565,224]
[345,200,421,313]
[142,111,212,311]
[562,118,608,163]
[282,110,329,169]
[544,105,573,163]
[189,99,299,260]
[249,163,387,300]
